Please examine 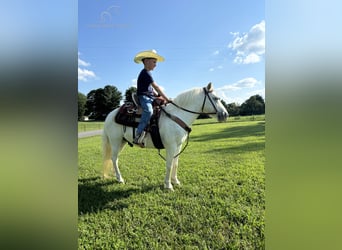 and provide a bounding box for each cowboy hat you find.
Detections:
[134,50,165,64]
